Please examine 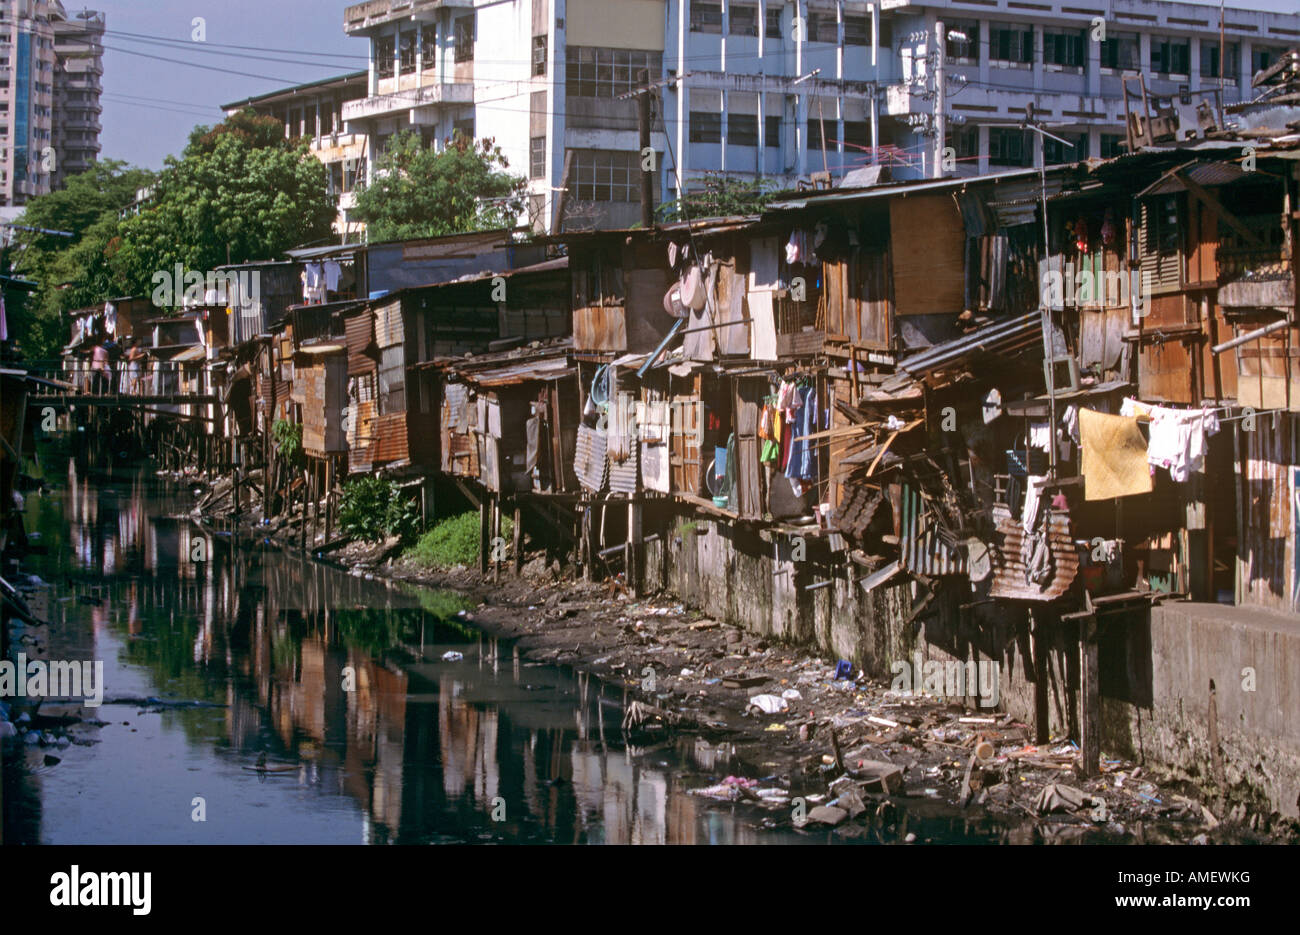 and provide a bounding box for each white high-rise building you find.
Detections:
[339,0,1299,232]
[0,0,102,206]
